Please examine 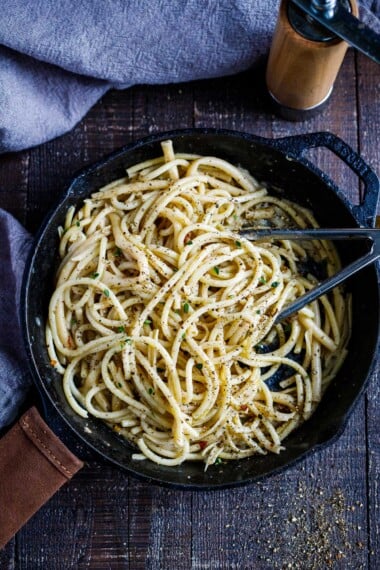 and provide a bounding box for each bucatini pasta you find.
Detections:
[46,141,350,467]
